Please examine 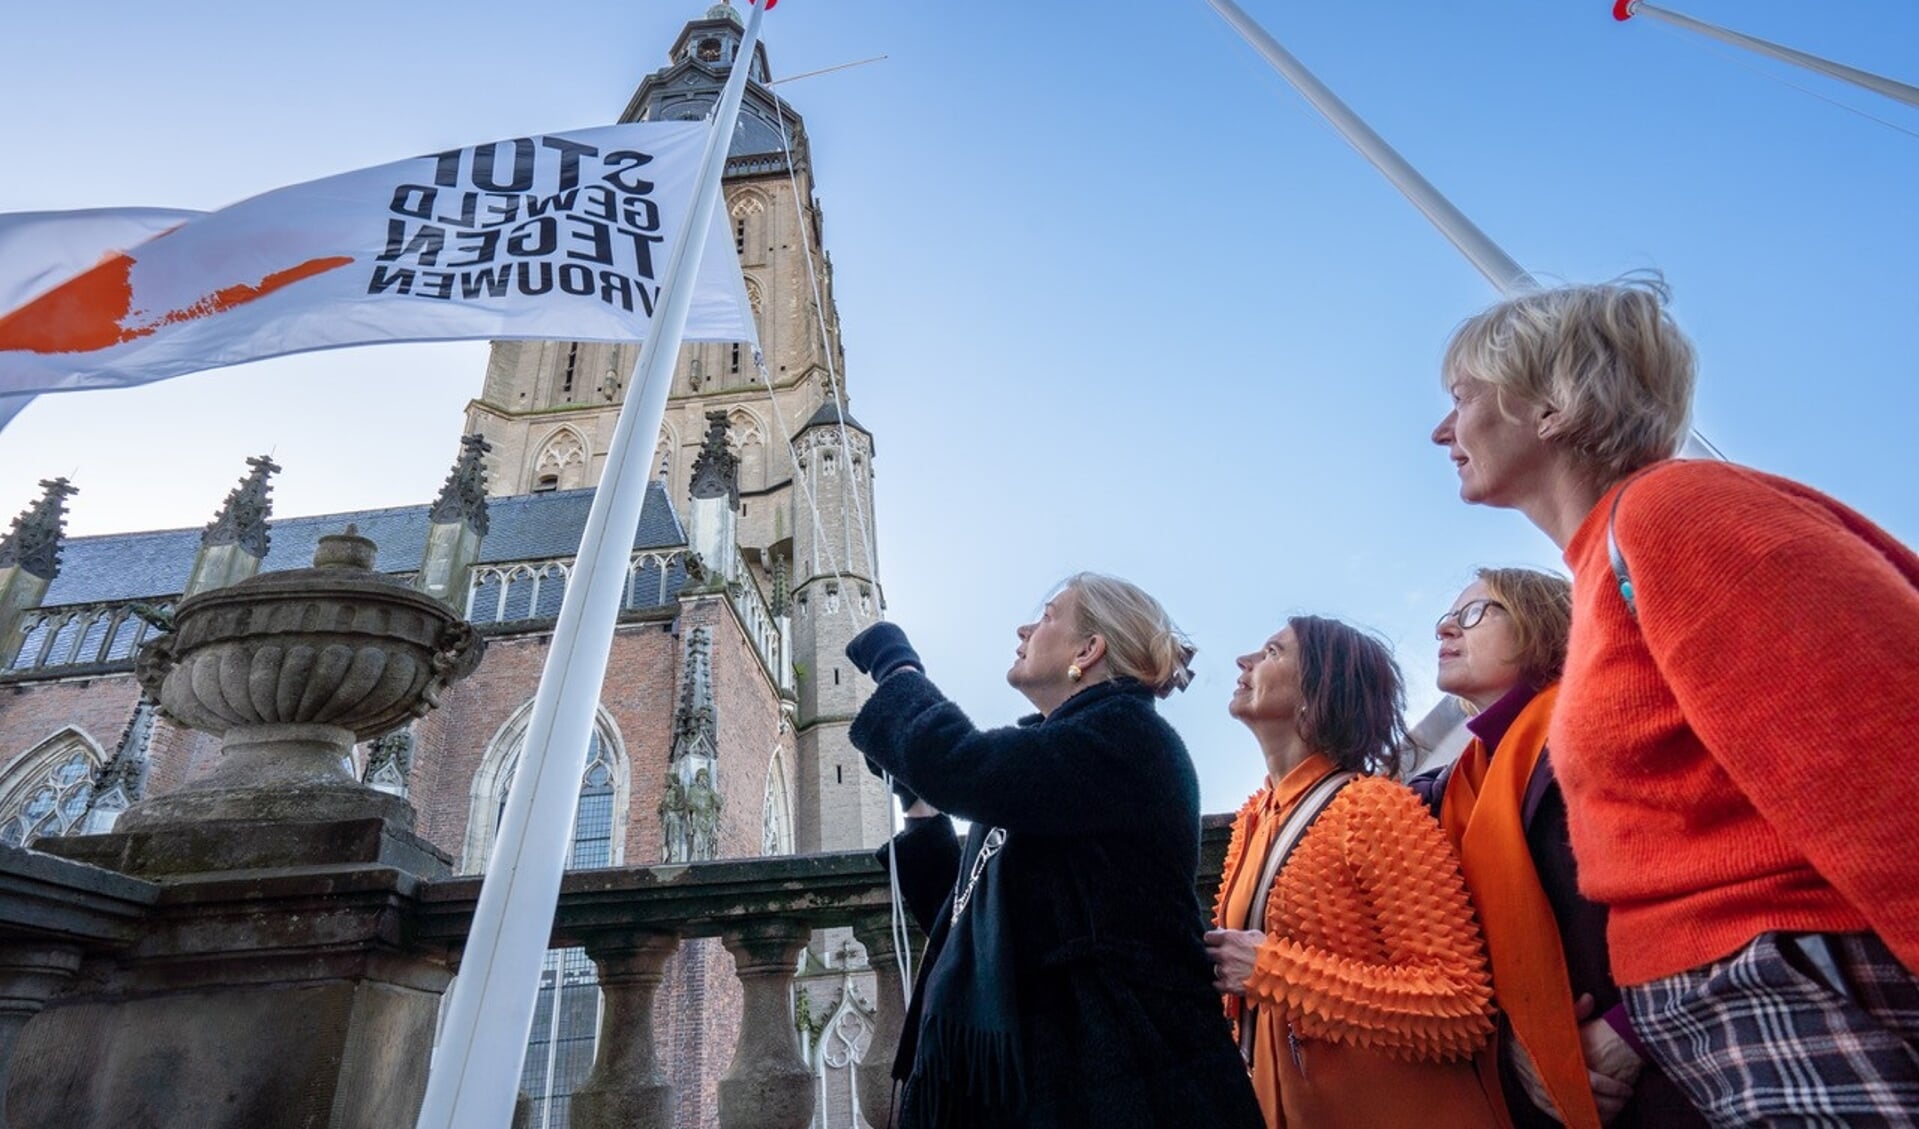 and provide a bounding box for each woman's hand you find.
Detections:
[1203,929,1264,996]
[844,622,923,683]
[1509,995,1643,1124]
